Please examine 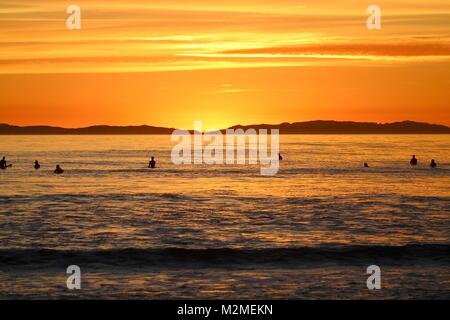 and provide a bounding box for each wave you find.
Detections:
[0,192,204,204]
[1,244,448,269]
[2,191,448,205]
[8,166,449,178]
